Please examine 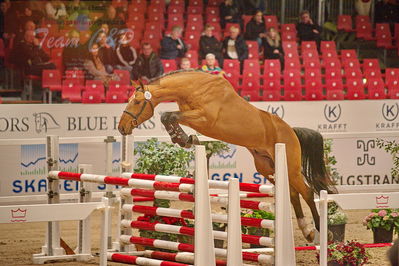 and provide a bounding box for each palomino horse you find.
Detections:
[118,70,335,242]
